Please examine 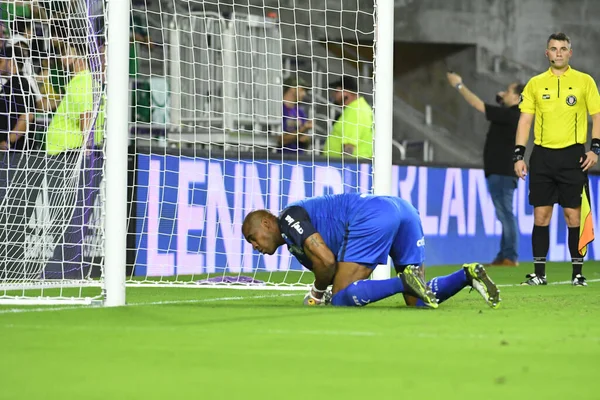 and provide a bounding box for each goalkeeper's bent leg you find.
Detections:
[395,264,468,306]
[330,261,404,307]
[413,268,468,306]
[331,277,405,306]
